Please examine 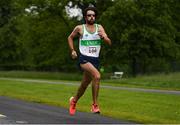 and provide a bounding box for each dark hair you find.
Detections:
[83,7,98,17]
